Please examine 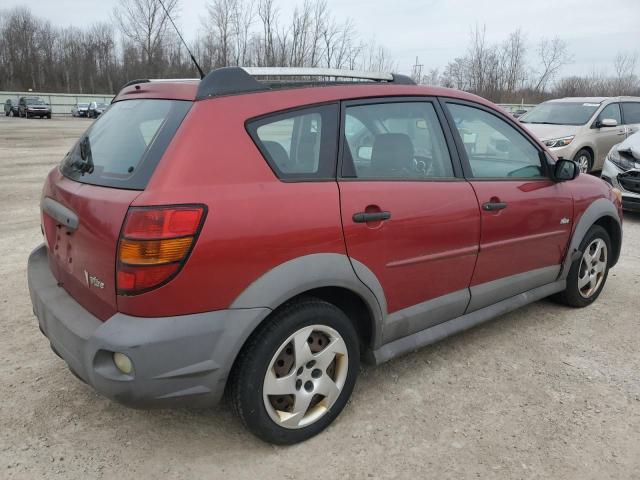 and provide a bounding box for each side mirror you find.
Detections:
[598,118,618,128]
[554,158,579,181]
